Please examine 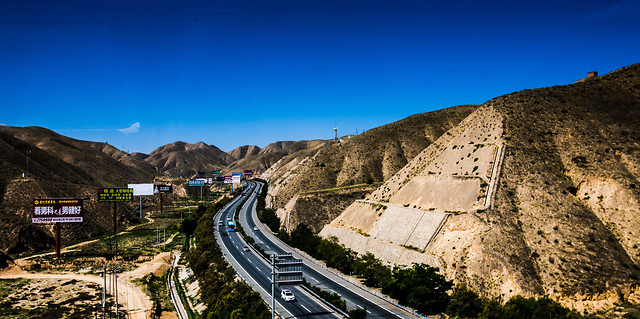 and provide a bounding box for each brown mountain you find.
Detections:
[0,126,155,254]
[145,141,234,177]
[319,64,640,313]
[259,141,297,154]
[226,140,330,177]
[266,105,479,231]
[228,145,261,161]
